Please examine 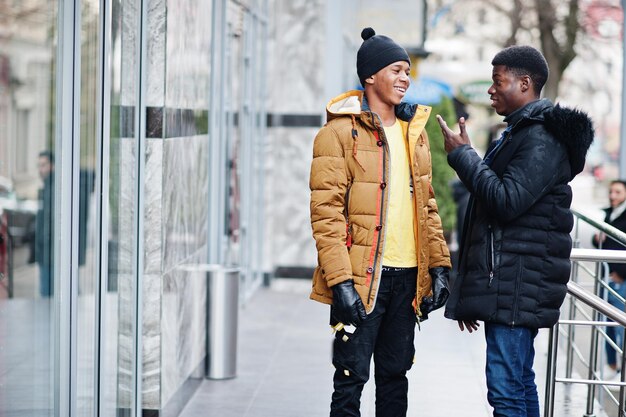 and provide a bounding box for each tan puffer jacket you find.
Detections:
[309,90,451,317]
